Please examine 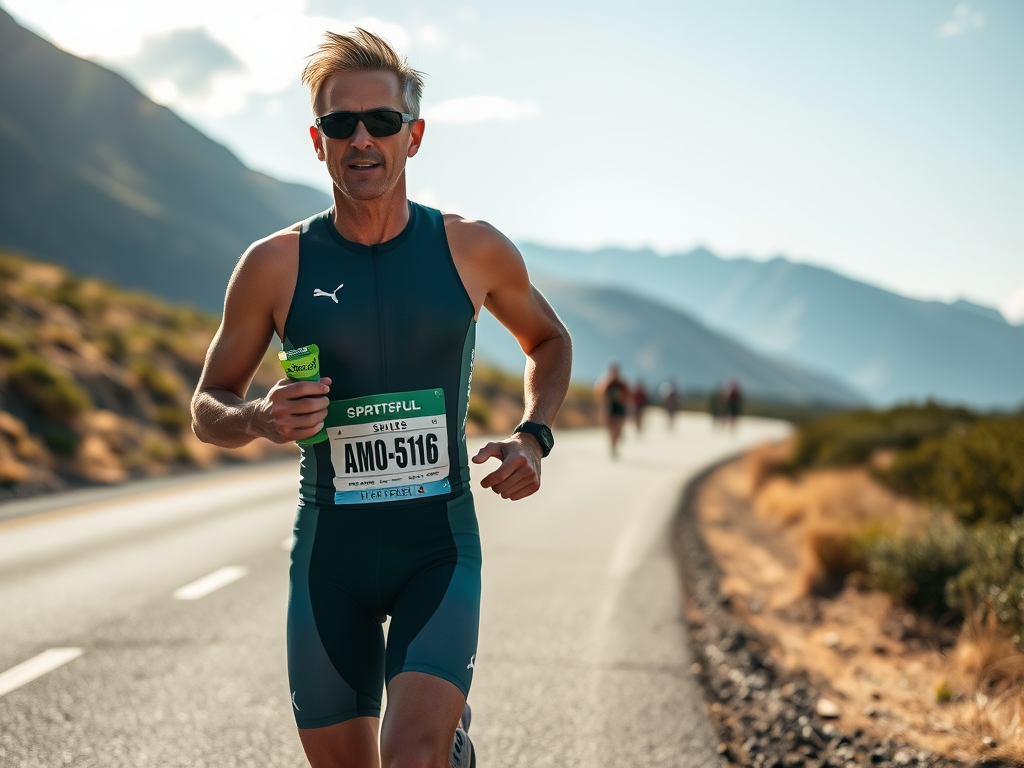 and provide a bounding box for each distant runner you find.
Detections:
[632,378,649,434]
[659,378,680,429]
[723,379,743,431]
[191,29,571,768]
[595,362,629,458]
